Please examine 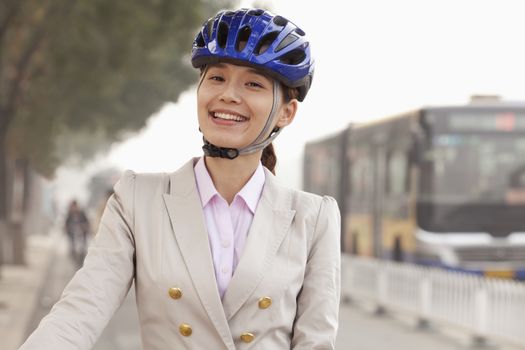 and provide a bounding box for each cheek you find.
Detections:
[196,92,210,119]
[252,96,274,121]
[196,90,205,109]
